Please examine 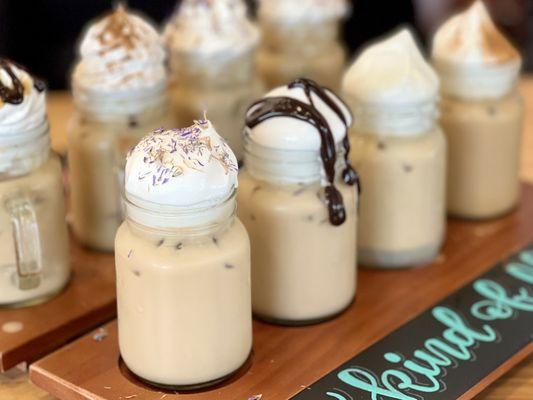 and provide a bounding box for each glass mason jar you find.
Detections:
[169,50,261,162]
[0,120,70,307]
[348,101,446,268]
[439,89,523,219]
[238,138,357,325]
[68,84,174,251]
[115,191,252,389]
[256,19,346,91]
